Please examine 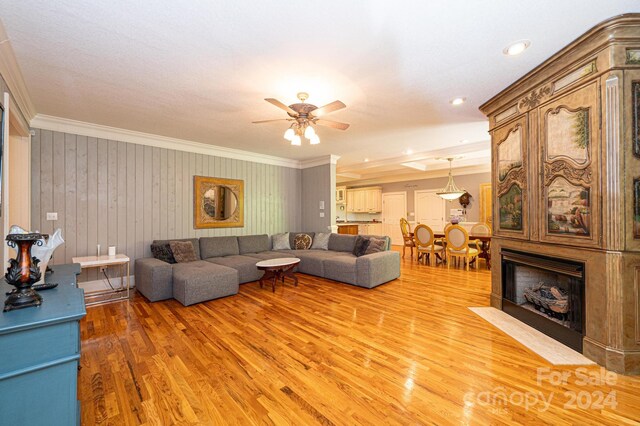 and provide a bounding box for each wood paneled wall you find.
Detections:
[30,129,302,281]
